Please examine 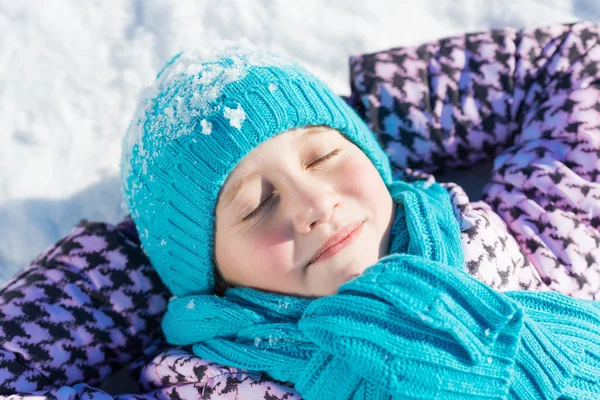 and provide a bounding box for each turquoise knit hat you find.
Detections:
[120,47,393,297]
